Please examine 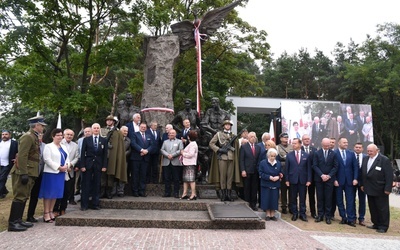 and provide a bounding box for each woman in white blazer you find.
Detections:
[39,128,70,222]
